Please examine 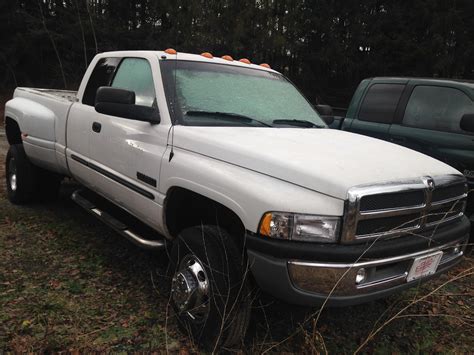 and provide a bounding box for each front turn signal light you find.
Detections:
[259,213,273,237]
